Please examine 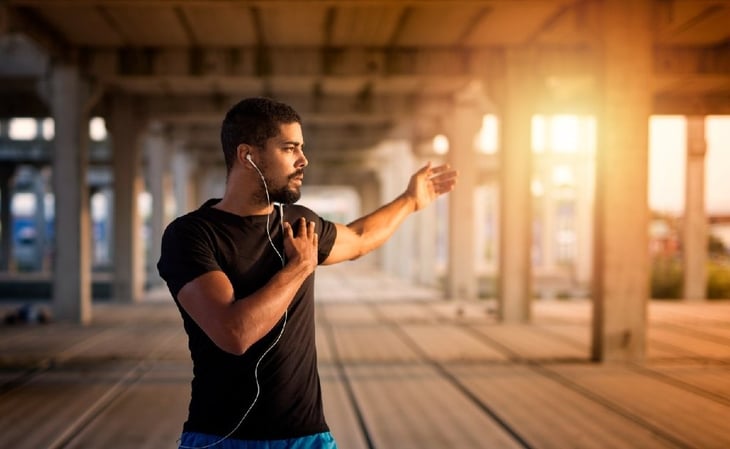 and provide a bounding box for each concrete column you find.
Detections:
[446,84,484,300]
[479,181,500,289]
[378,140,416,280]
[499,49,535,321]
[592,0,652,362]
[32,169,47,272]
[144,122,172,286]
[171,148,197,216]
[0,165,14,271]
[98,187,113,267]
[109,96,145,303]
[541,170,556,274]
[90,186,113,269]
[195,162,225,205]
[575,151,595,289]
[683,116,708,301]
[50,64,92,323]
[416,156,439,287]
[354,171,381,270]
